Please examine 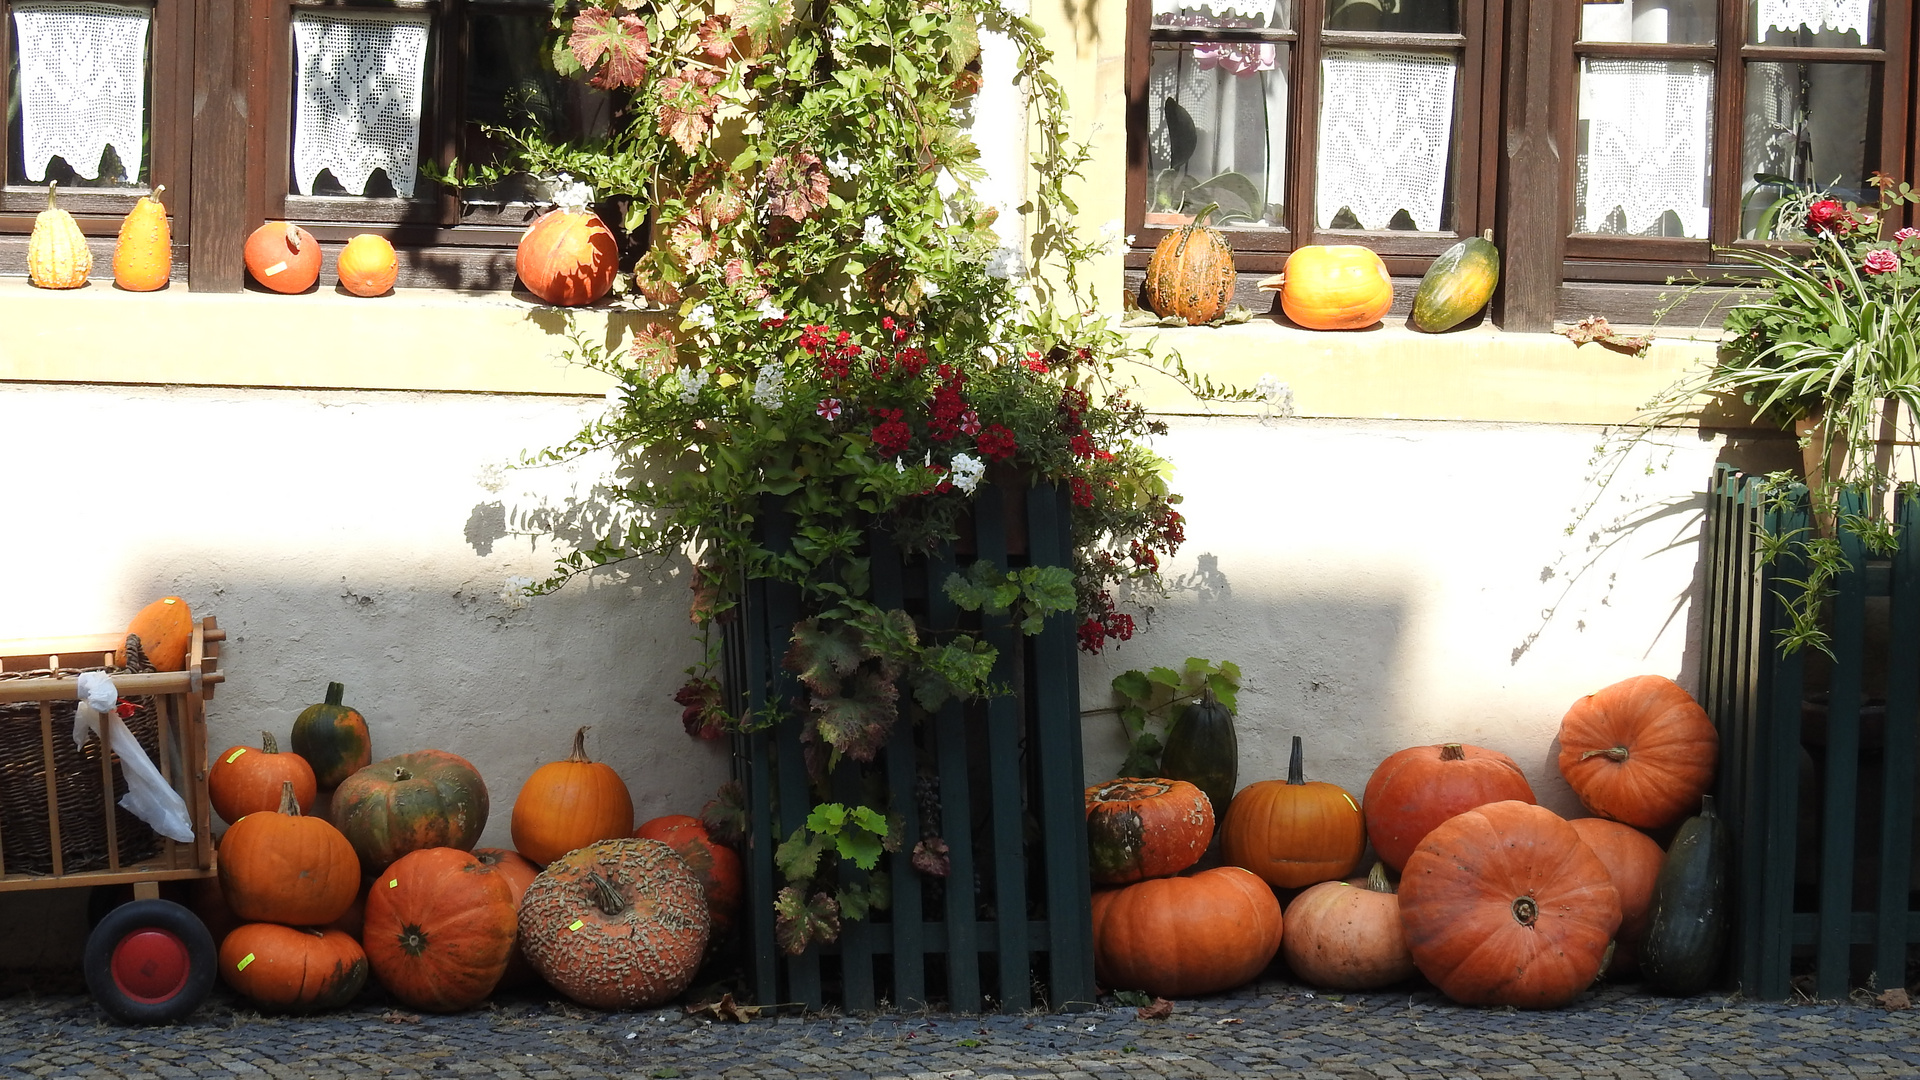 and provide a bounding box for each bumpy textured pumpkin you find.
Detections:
[1269,245,1392,330]
[337,233,398,296]
[210,731,317,824]
[1399,800,1621,1008]
[1363,742,1536,872]
[1157,687,1238,827]
[123,596,193,672]
[362,847,518,1012]
[1568,816,1664,977]
[1221,735,1366,889]
[632,814,743,944]
[219,923,367,1013]
[516,208,618,306]
[1140,204,1236,324]
[1411,231,1499,333]
[113,185,171,291]
[27,182,91,289]
[1558,675,1718,830]
[218,782,362,926]
[511,726,635,866]
[245,221,322,293]
[1090,866,1283,998]
[1282,862,1417,991]
[1084,778,1213,886]
[473,847,542,987]
[332,750,490,872]
[290,682,373,789]
[519,837,711,1010]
